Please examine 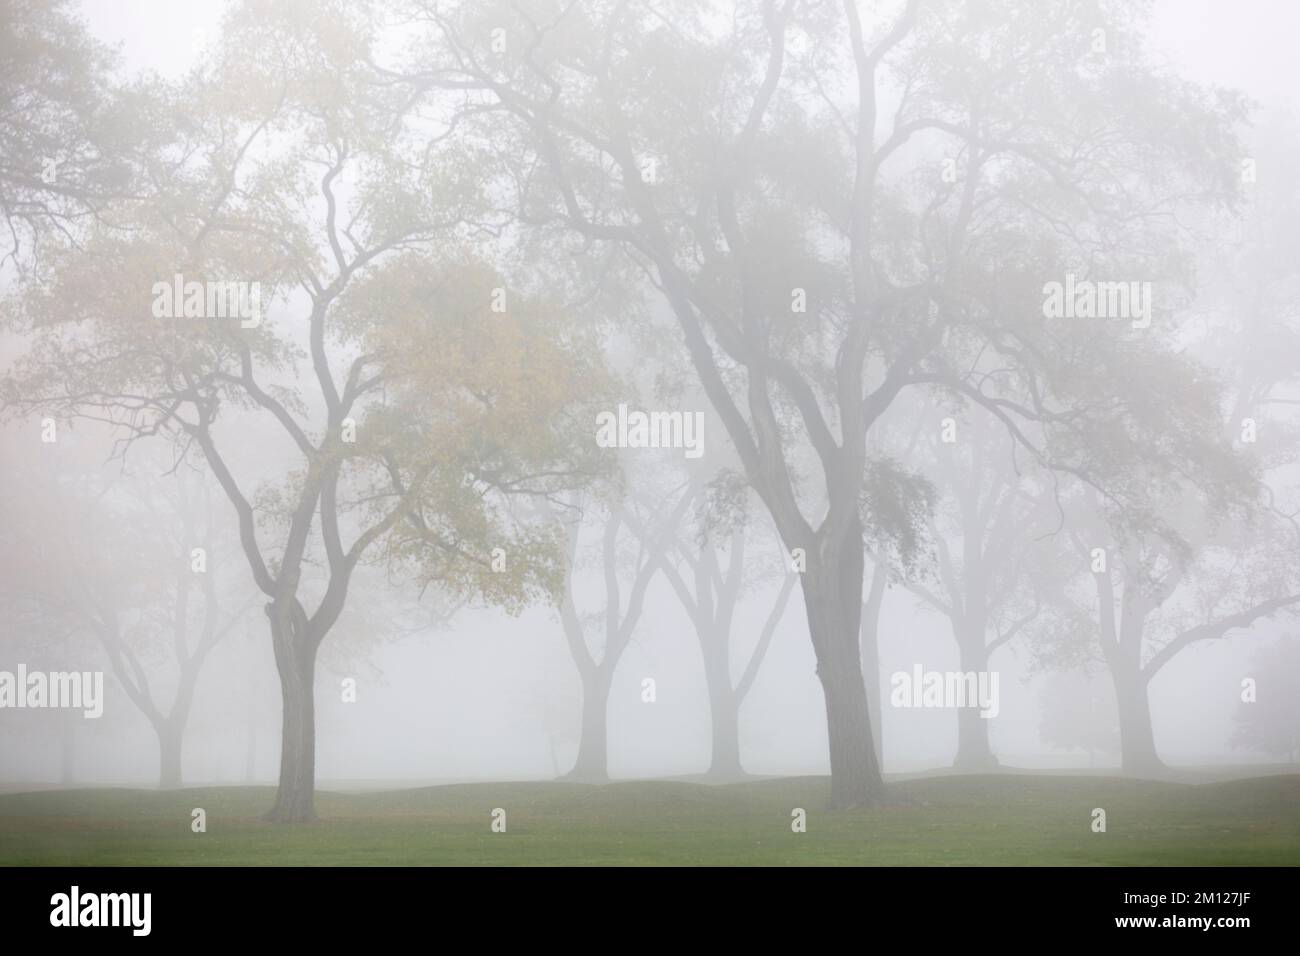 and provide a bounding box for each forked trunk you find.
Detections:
[567,669,611,781]
[158,719,184,789]
[267,614,318,823]
[1113,668,1163,774]
[700,629,745,778]
[803,518,882,808]
[953,628,997,770]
